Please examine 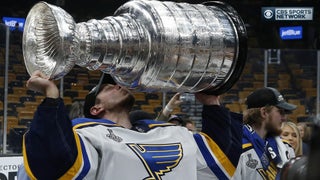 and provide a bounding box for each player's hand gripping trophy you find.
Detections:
[23,0,247,95]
